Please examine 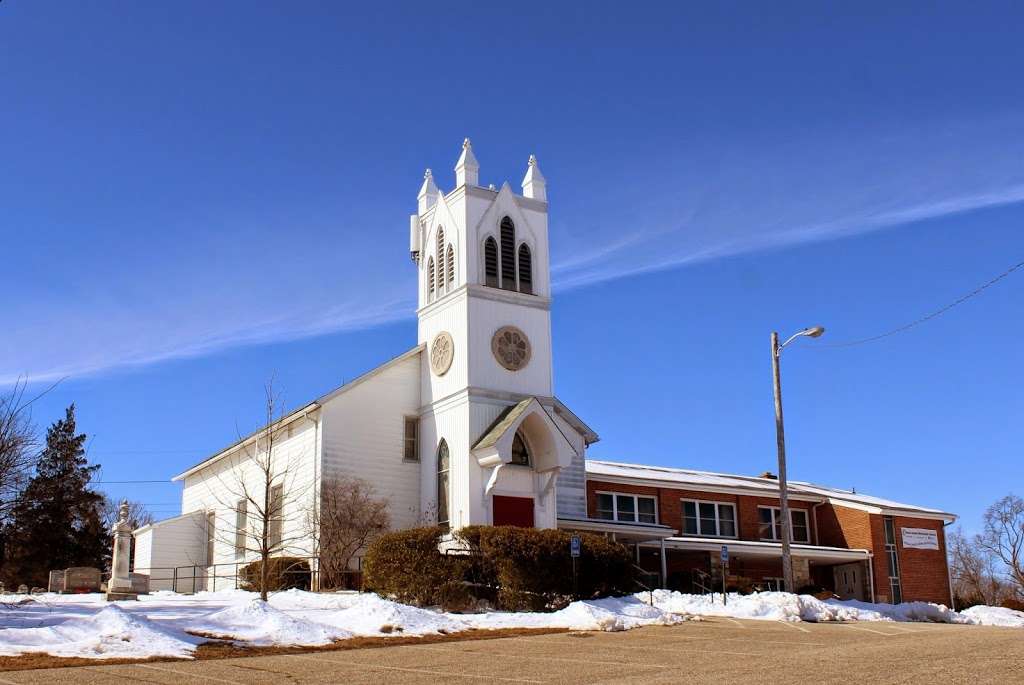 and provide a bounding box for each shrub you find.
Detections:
[240,556,311,592]
[364,525,638,611]
[363,527,472,609]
